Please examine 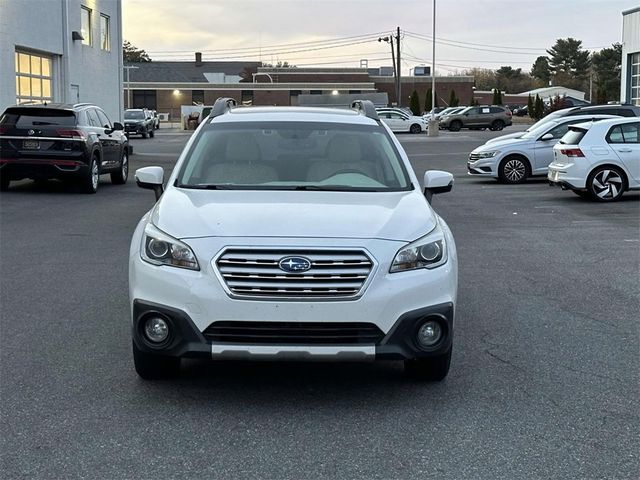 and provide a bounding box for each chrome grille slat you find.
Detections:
[216,248,373,299]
